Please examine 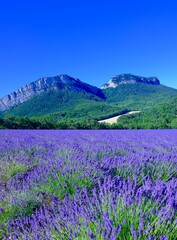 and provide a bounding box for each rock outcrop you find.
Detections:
[101,74,160,89]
